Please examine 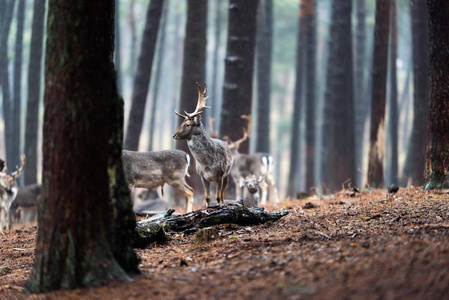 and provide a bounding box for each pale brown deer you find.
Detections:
[225,115,278,204]
[122,150,194,213]
[173,82,233,208]
[0,155,26,230]
[239,175,265,208]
